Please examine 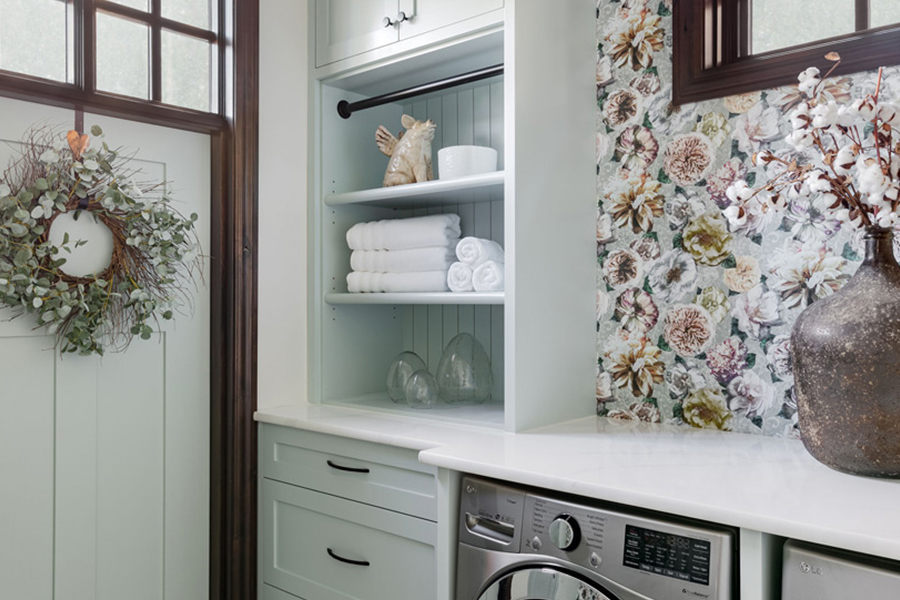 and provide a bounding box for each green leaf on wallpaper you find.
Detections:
[722,254,737,269]
[759,274,767,284]
[657,335,672,352]
[673,354,687,366]
[597,42,604,52]
[646,66,659,76]
[750,234,764,245]
[759,333,775,349]
[696,179,707,187]
[657,169,671,184]
[747,353,757,367]
[644,231,659,242]
[746,172,757,187]
[672,232,684,249]
[696,352,707,360]
[751,416,764,428]
[730,318,747,342]
[673,403,684,420]
[598,249,610,263]
[642,276,654,295]
[657,2,671,16]
[643,113,654,129]
[674,185,685,195]
[777,219,792,232]
[731,139,748,162]
[597,406,610,417]
[607,282,615,293]
[611,310,621,322]
[842,242,861,262]
[771,374,783,384]
[644,397,660,408]
[864,121,875,138]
